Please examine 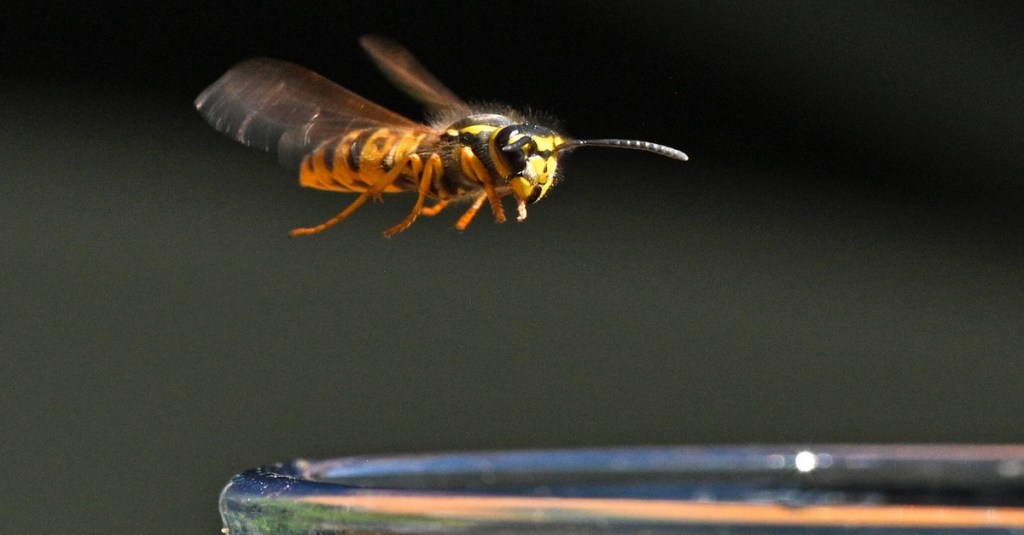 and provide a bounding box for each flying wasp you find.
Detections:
[195,36,689,237]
